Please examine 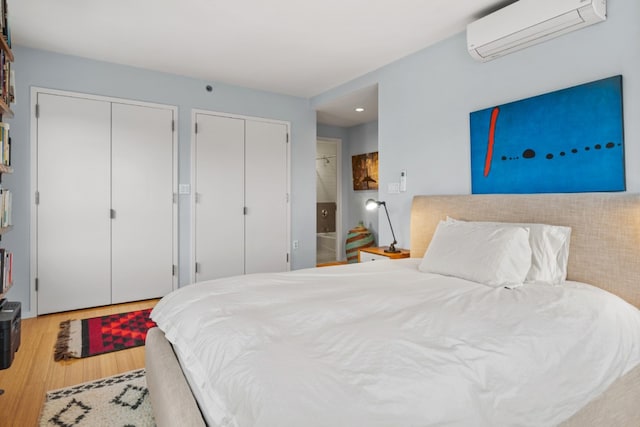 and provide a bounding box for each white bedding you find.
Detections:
[151,259,640,427]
